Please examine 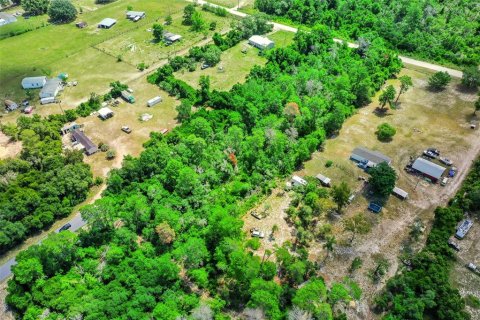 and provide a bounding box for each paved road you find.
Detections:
[199,0,463,78]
